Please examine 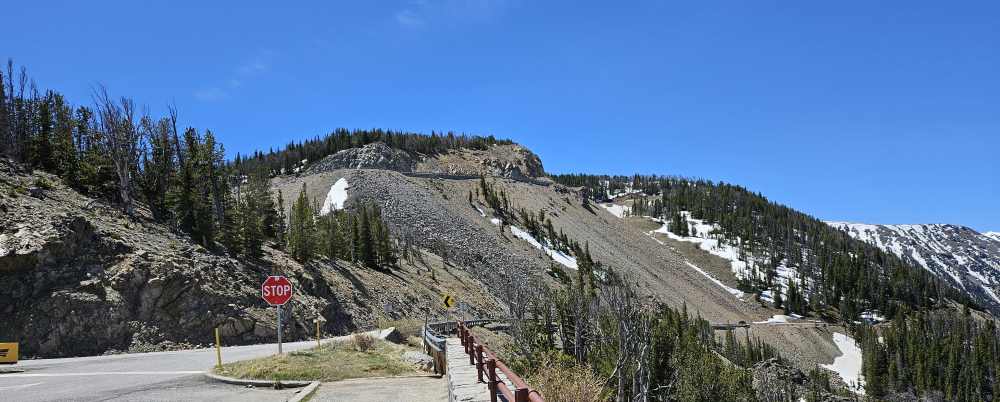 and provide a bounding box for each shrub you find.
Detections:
[528,352,606,402]
[352,333,376,352]
[34,177,54,190]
